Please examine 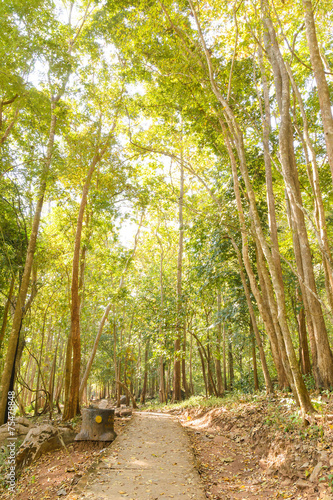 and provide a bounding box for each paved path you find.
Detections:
[69,412,206,500]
